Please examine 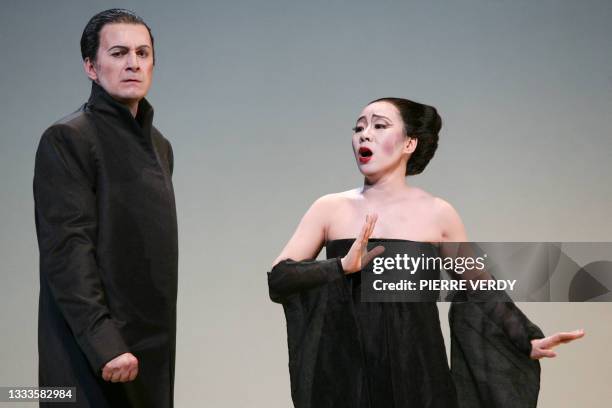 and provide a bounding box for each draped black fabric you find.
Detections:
[33,82,178,408]
[268,238,544,408]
